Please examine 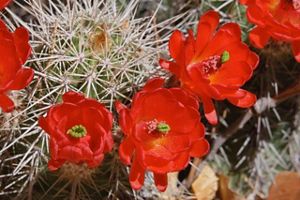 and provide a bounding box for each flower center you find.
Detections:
[67,125,87,138]
[282,0,300,10]
[268,0,300,25]
[200,51,230,76]
[221,51,230,63]
[157,122,171,133]
[292,0,300,12]
[146,119,171,134]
